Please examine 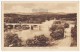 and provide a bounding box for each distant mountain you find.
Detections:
[4,12,69,16]
[4,12,77,18]
[17,12,68,15]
